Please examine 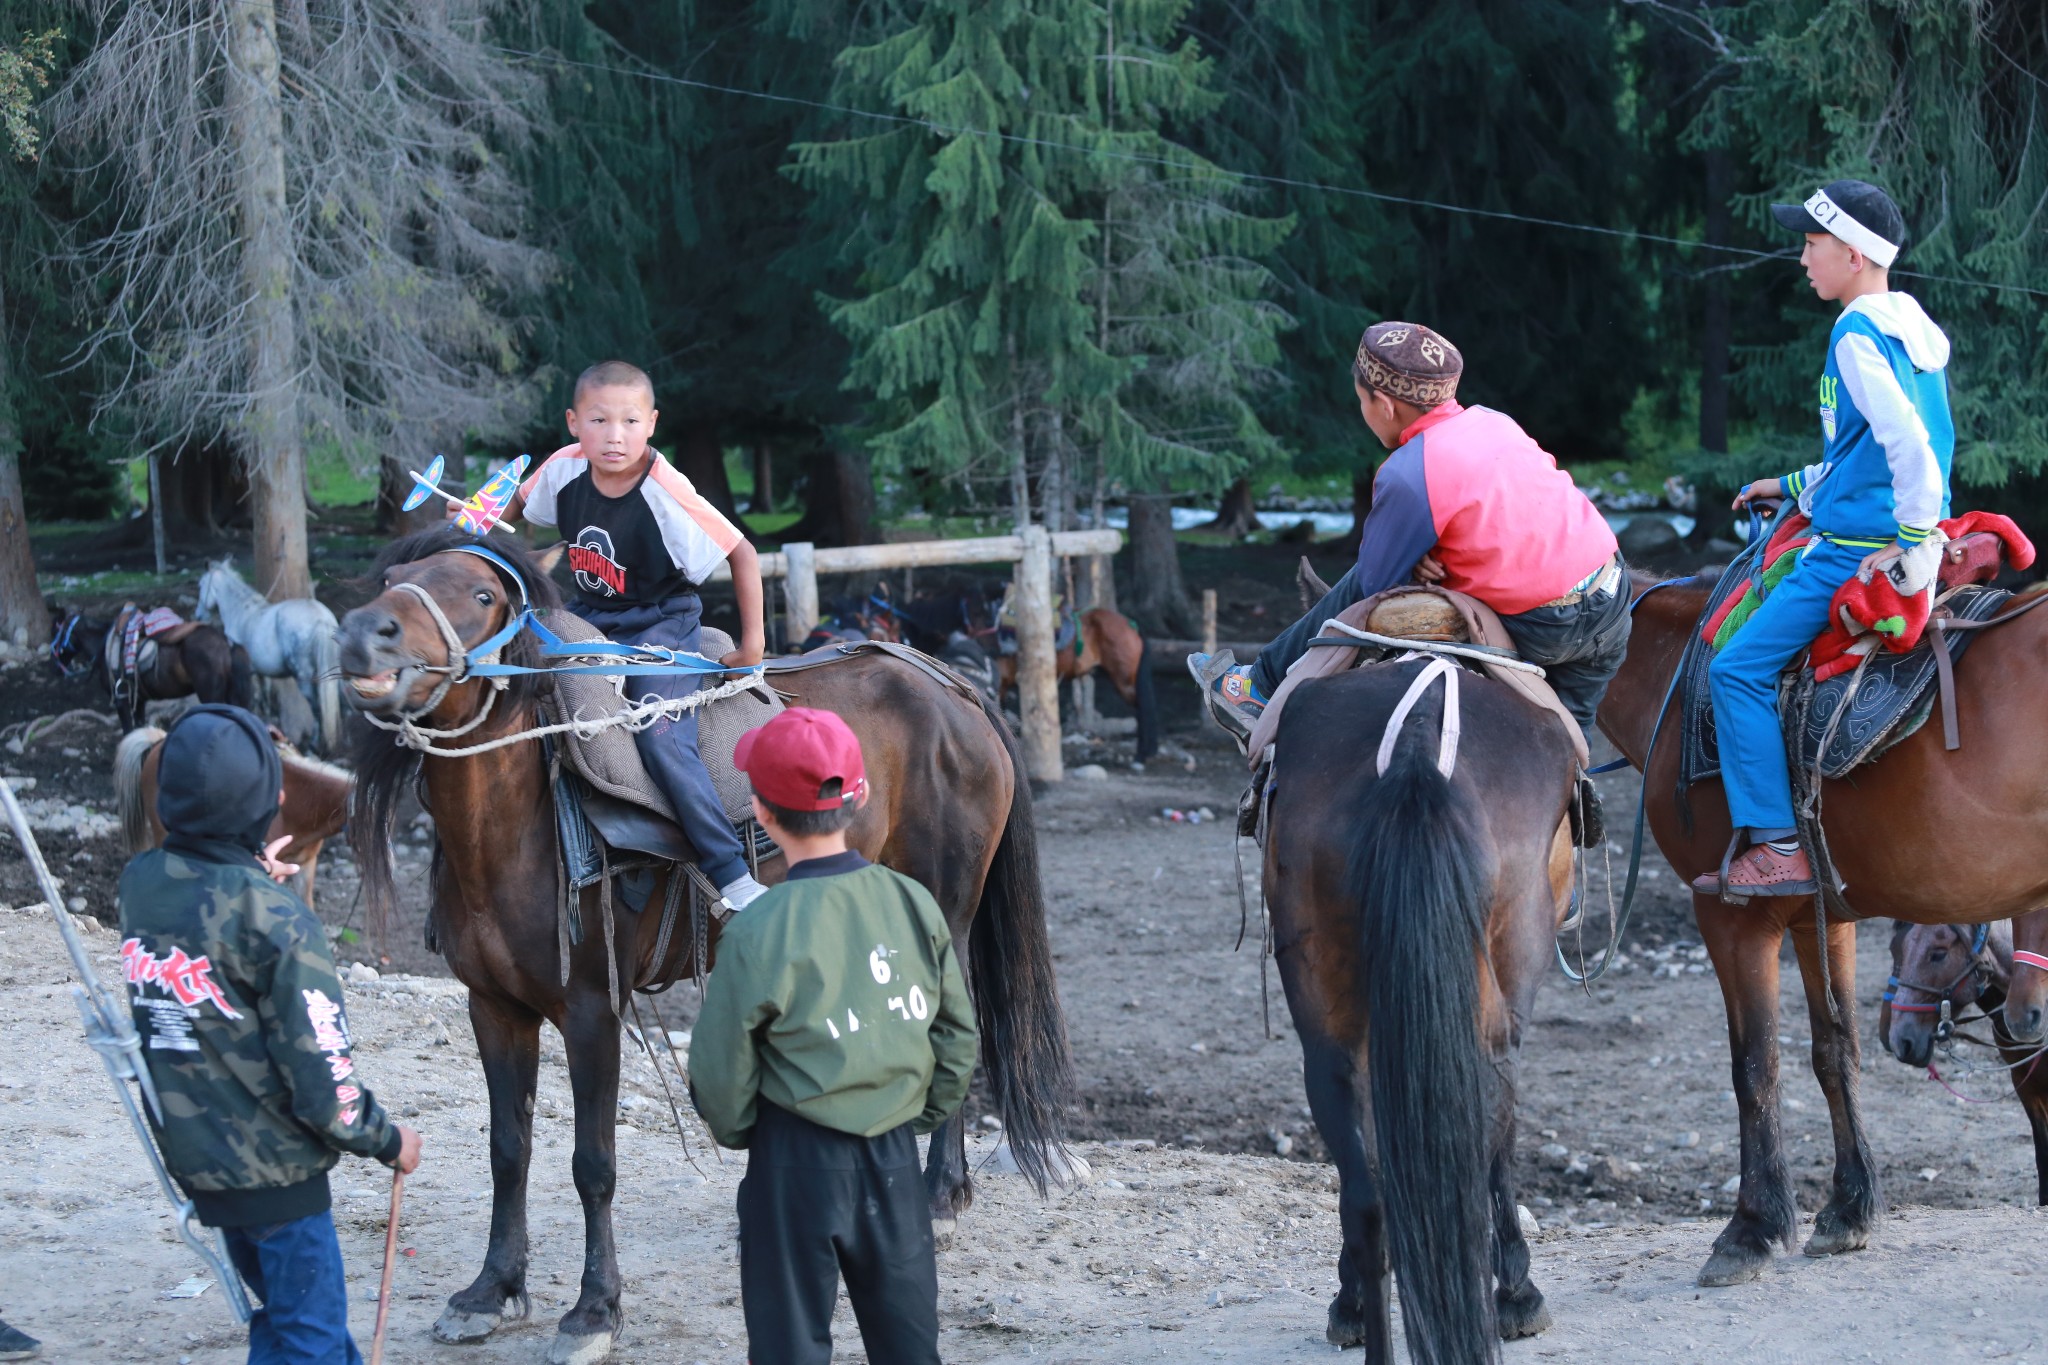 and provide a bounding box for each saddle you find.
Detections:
[1245,586,1588,767]
[1678,543,2033,799]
